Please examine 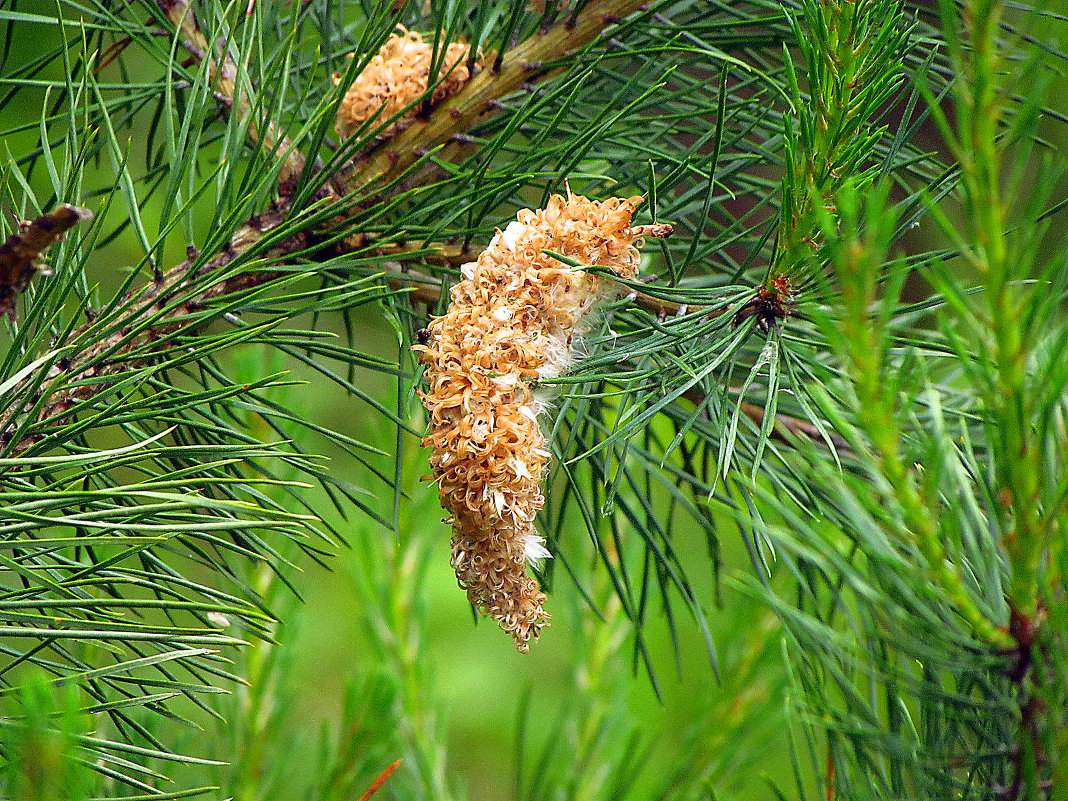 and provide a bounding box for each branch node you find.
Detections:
[733,273,796,332]
[0,204,93,319]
